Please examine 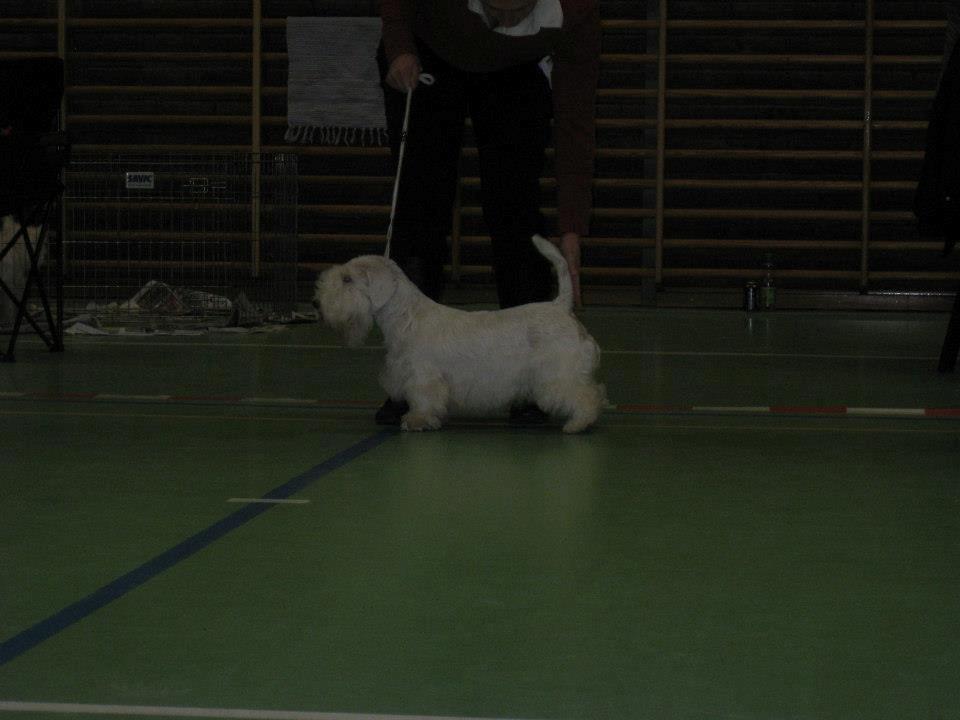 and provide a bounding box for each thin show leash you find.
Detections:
[385,73,435,258]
